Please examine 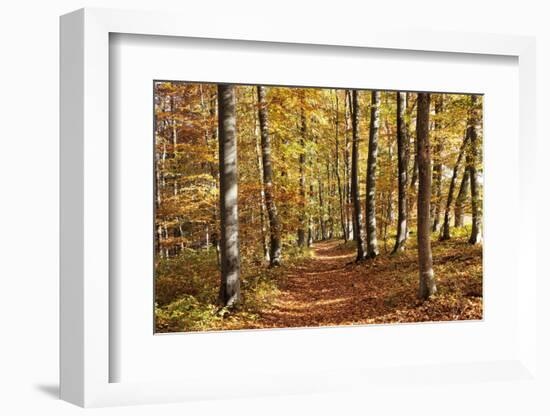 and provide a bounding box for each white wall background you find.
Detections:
[0,1,548,415]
